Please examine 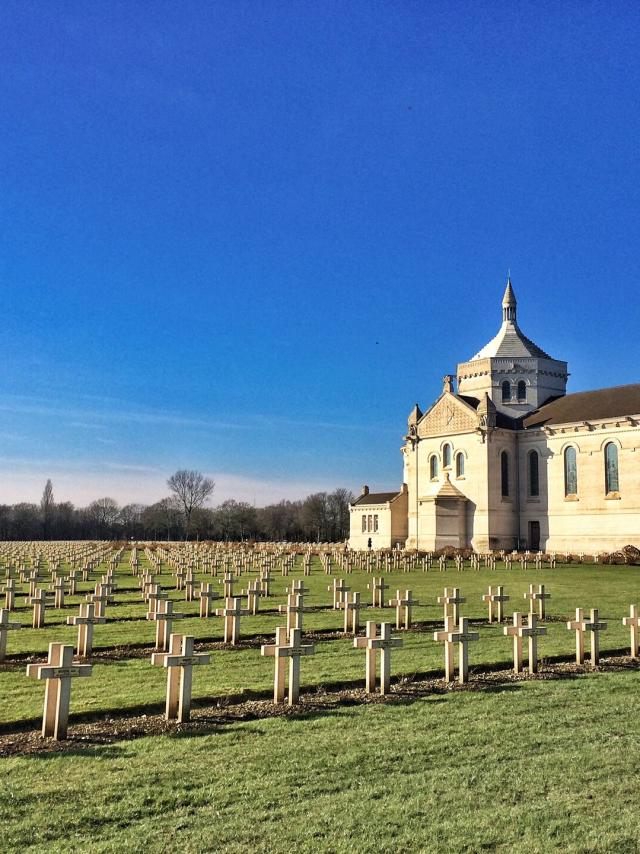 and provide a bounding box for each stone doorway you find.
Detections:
[529,520,540,551]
